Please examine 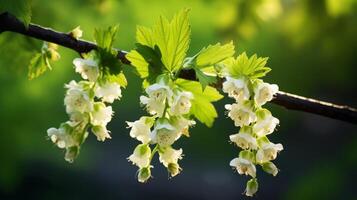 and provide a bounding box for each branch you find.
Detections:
[1,12,356,124]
